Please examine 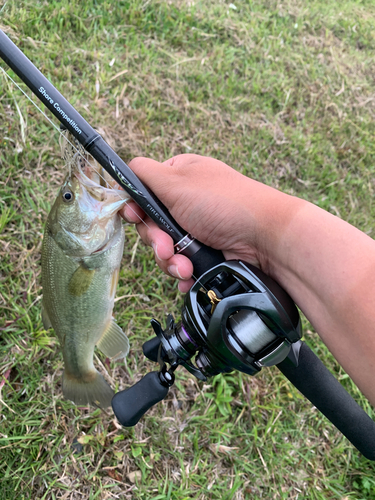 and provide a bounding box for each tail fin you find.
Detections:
[62,370,114,408]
